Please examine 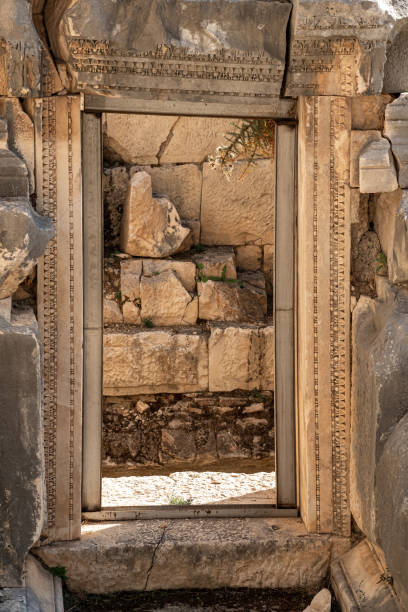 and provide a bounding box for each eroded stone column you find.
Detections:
[34,96,83,542]
[297,96,351,535]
